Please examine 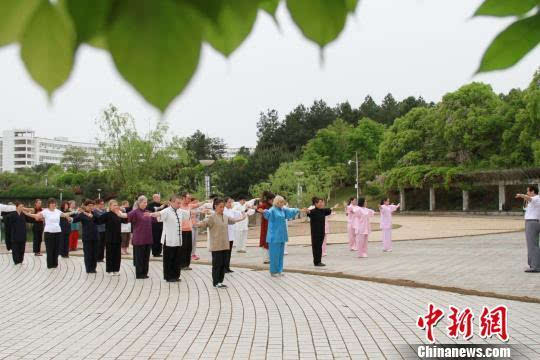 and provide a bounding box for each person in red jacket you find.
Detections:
[256,191,275,265]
